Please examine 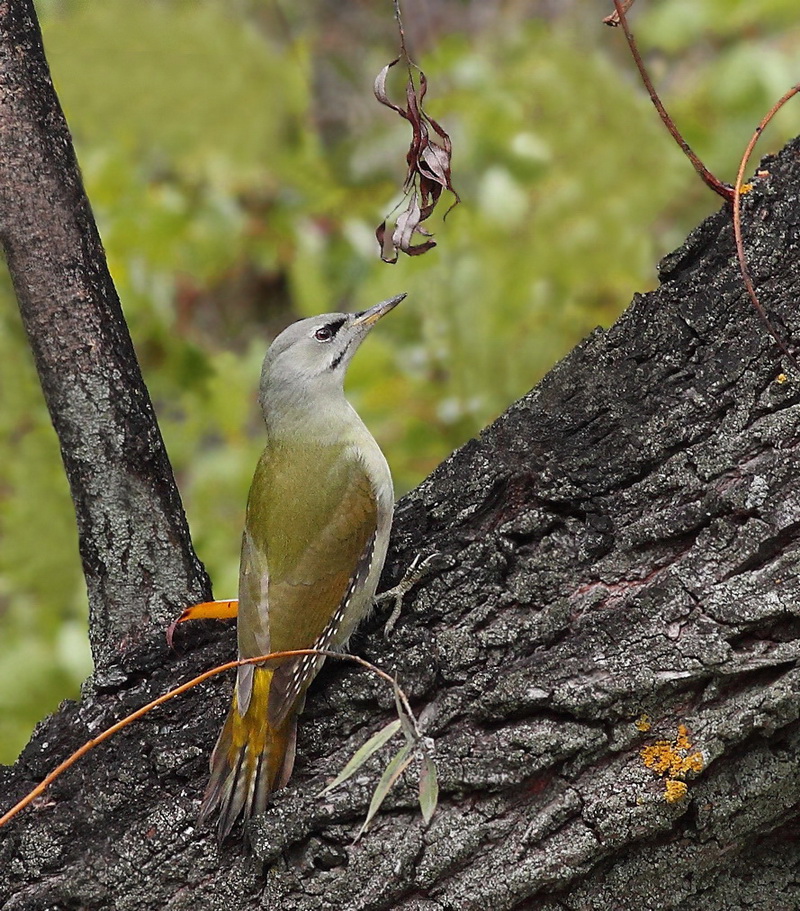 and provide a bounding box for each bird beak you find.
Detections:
[352,292,406,328]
